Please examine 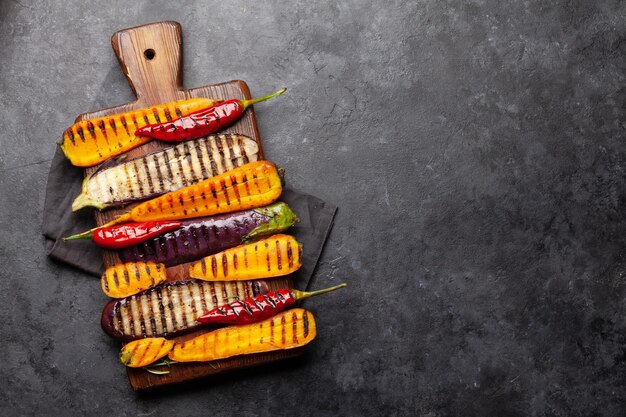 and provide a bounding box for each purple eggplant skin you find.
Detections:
[117,202,298,267]
[101,280,270,341]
